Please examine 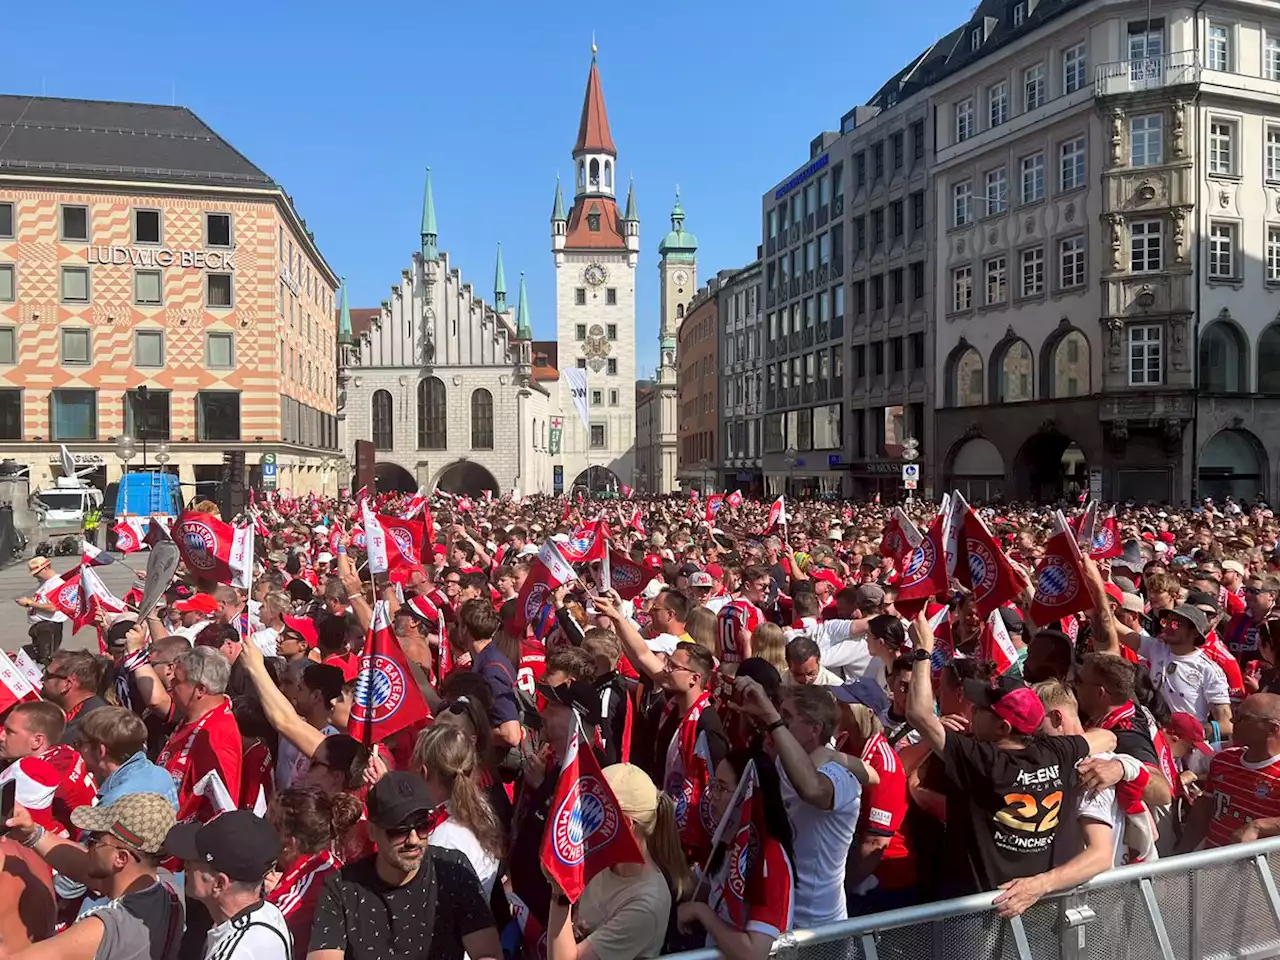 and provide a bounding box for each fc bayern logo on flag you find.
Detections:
[117,528,136,551]
[899,539,936,589]
[389,528,418,563]
[611,561,642,592]
[180,520,219,571]
[551,775,620,866]
[524,582,553,624]
[1093,527,1116,553]
[1036,556,1079,605]
[570,532,595,556]
[966,540,998,599]
[57,582,79,609]
[727,823,760,899]
[352,654,408,725]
